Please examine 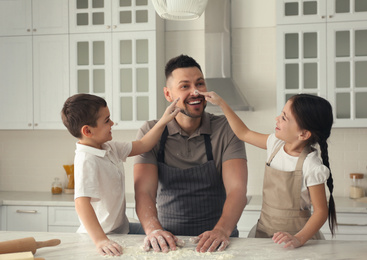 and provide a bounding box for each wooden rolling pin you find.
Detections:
[0,237,60,255]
